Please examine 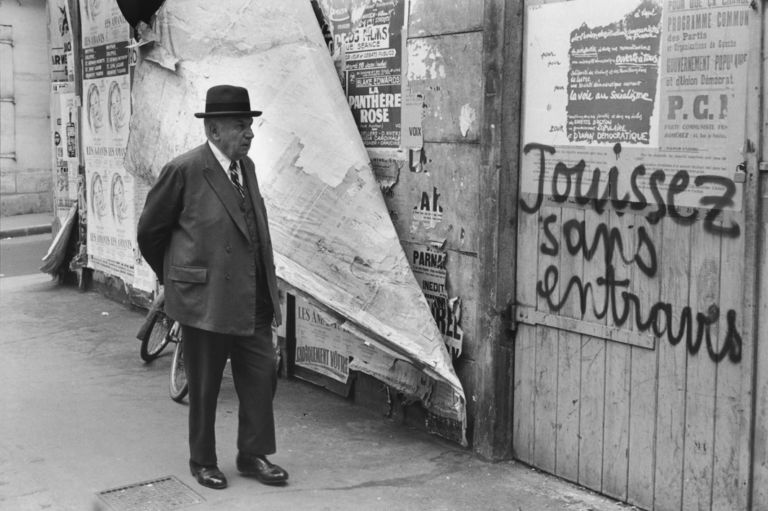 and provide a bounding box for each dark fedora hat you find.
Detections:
[194,85,262,118]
